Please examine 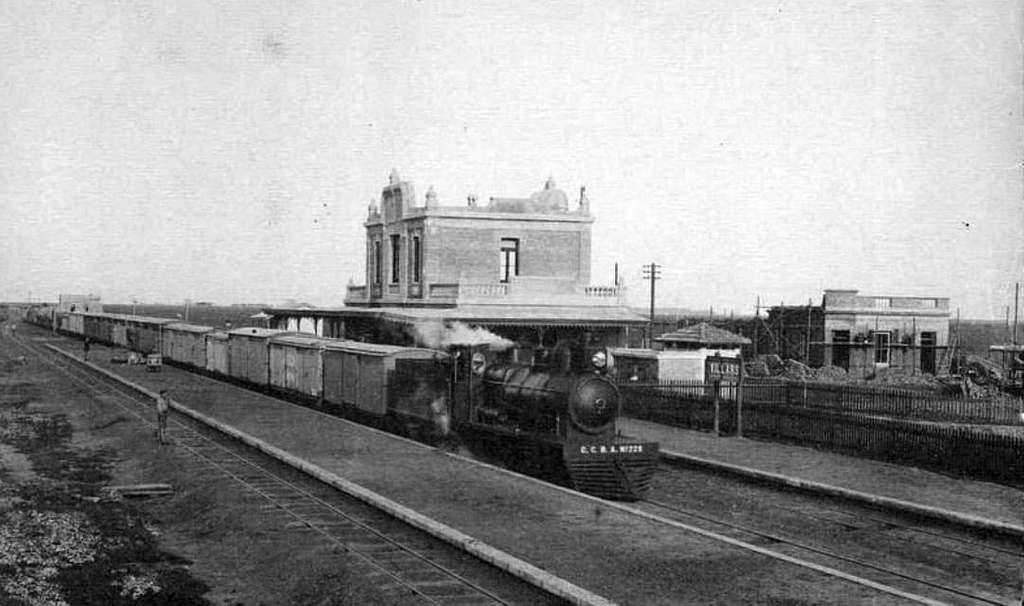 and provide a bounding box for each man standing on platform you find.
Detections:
[155,390,170,445]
